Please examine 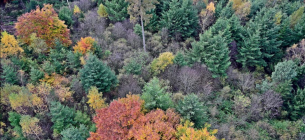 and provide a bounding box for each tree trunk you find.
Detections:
[67,0,71,10]
[140,14,146,52]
